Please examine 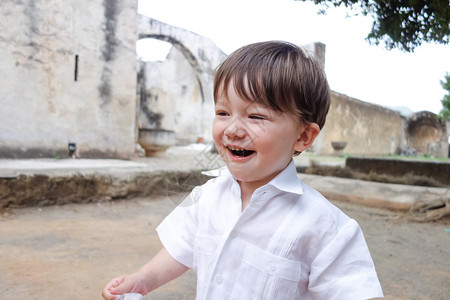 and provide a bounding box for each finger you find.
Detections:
[106,277,124,291]
[110,283,124,295]
[103,277,125,299]
[102,287,115,300]
[112,277,125,288]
